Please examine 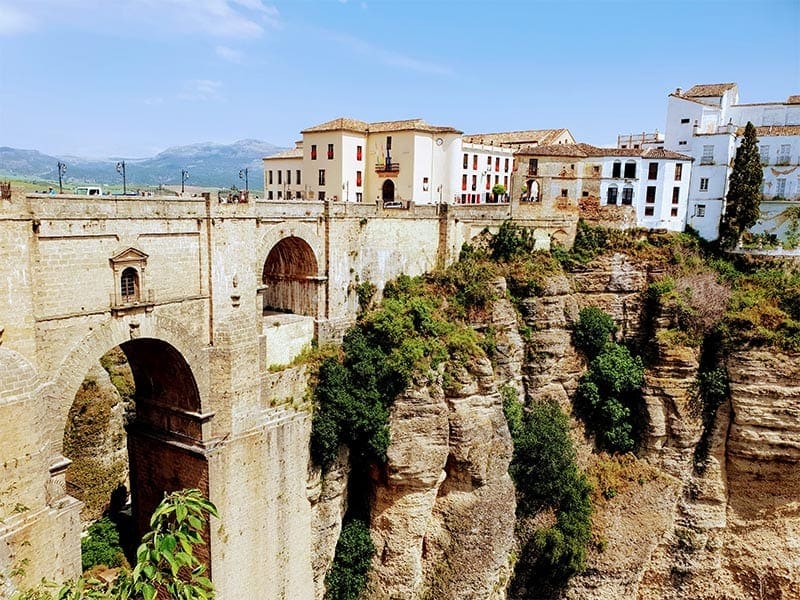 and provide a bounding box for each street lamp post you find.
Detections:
[239,168,249,199]
[116,161,127,195]
[181,169,189,194]
[57,161,67,194]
